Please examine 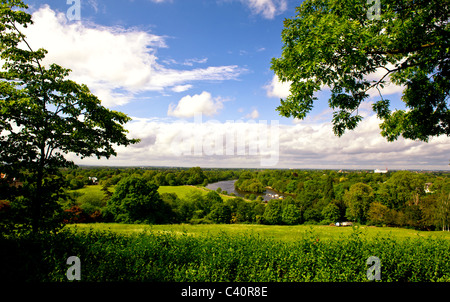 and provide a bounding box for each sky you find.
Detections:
[21,0,450,170]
